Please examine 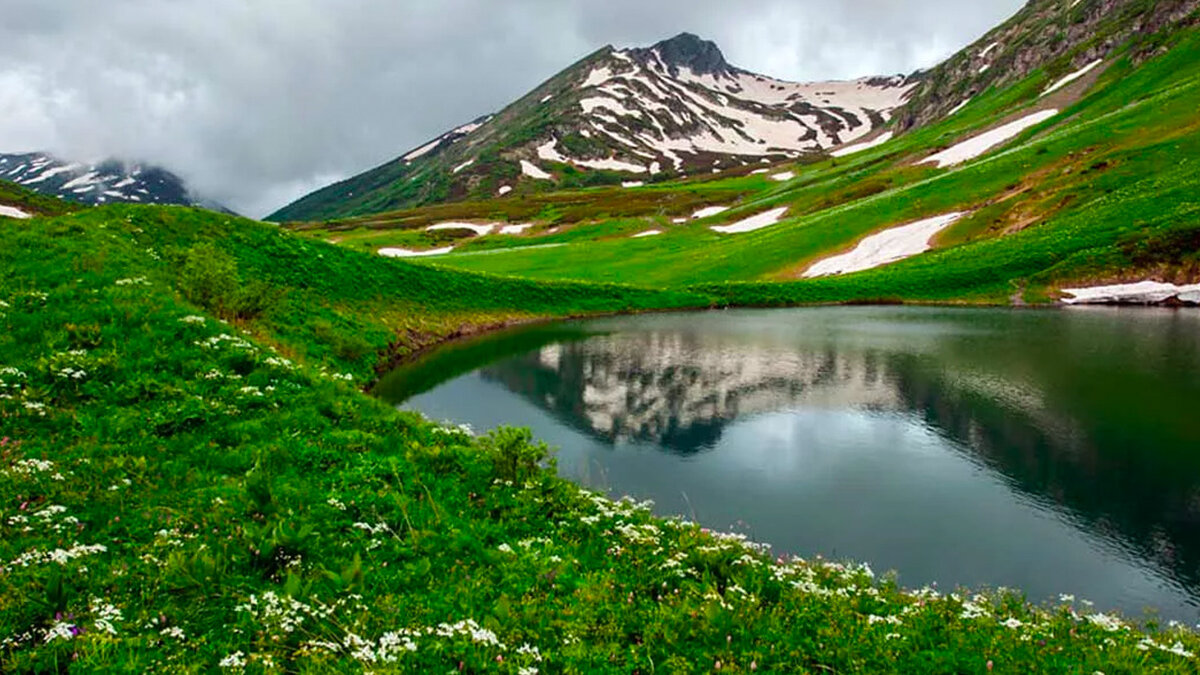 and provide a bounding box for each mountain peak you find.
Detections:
[635,32,731,78]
